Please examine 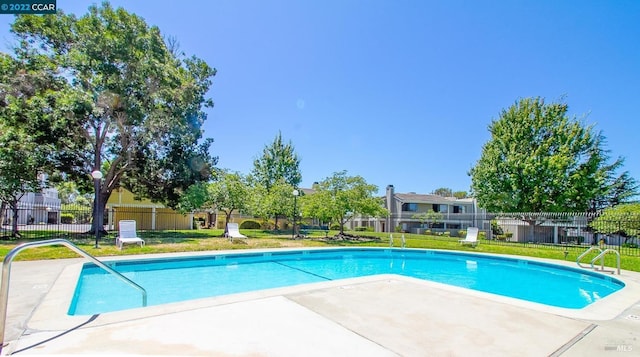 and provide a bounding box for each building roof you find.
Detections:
[394,193,474,205]
[300,188,315,195]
